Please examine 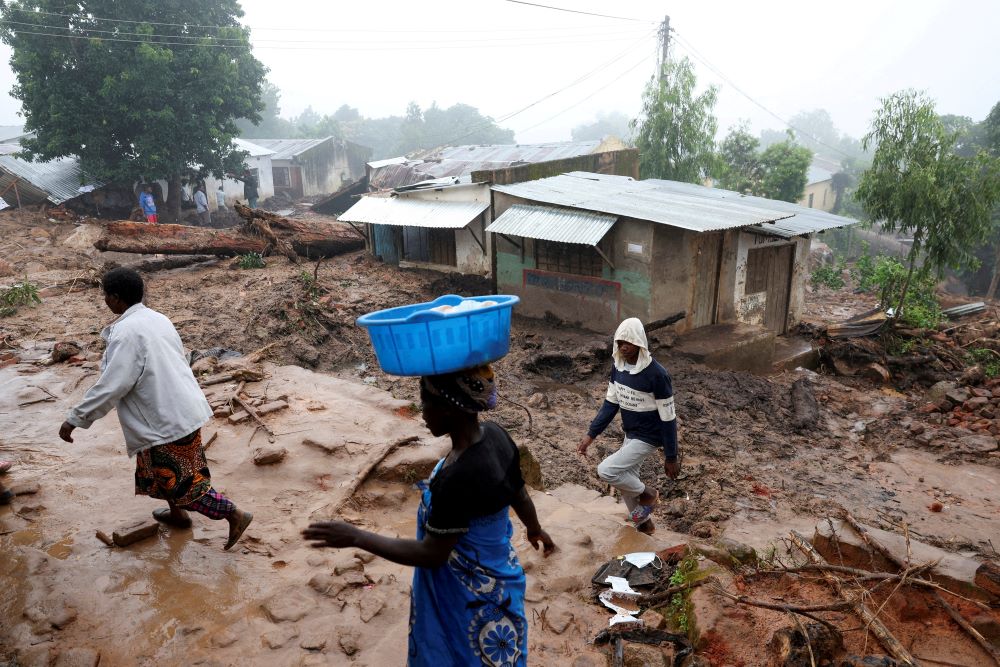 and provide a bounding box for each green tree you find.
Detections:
[757,139,813,202]
[716,121,761,193]
[0,0,266,221]
[237,80,293,139]
[631,57,719,183]
[421,102,514,149]
[571,111,631,142]
[857,90,1000,316]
